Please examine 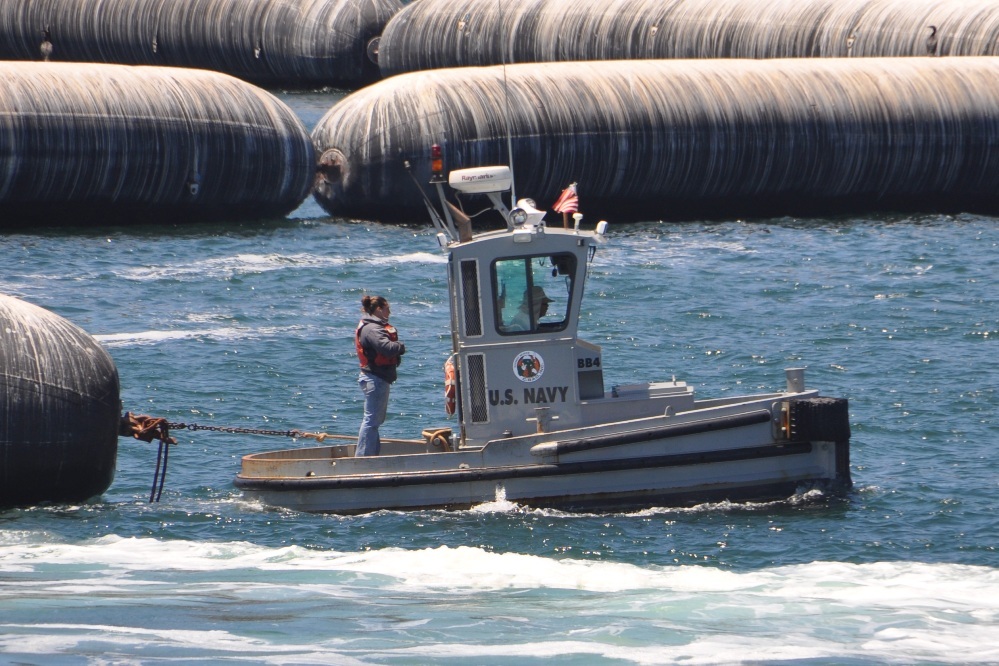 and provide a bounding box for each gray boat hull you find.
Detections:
[236,396,850,514]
